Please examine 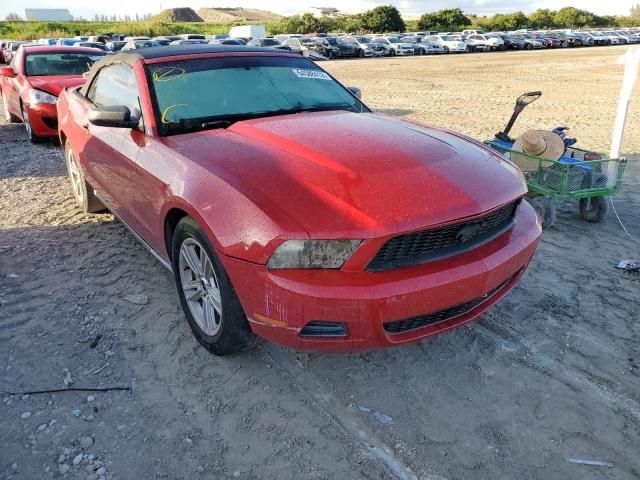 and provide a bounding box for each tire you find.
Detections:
[526,43,532,50]
[2,95,19,123]
[389,49,396,57]
[443,46,449,54]
[172,217,258,355]
[529,196,557,229]
[22,103,45,144]
[579,196,609,223]
[64,140,105,213]
[357,49,364,58]
[419,48,426,55]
